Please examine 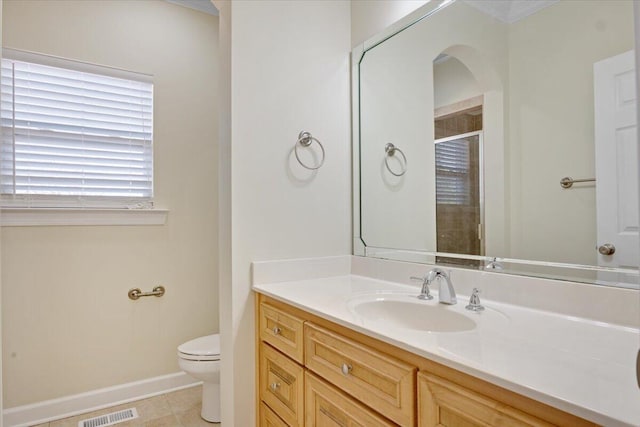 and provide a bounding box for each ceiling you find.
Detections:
[463,0,559,24]
[165,0,218,16]
[164,1,557,24]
